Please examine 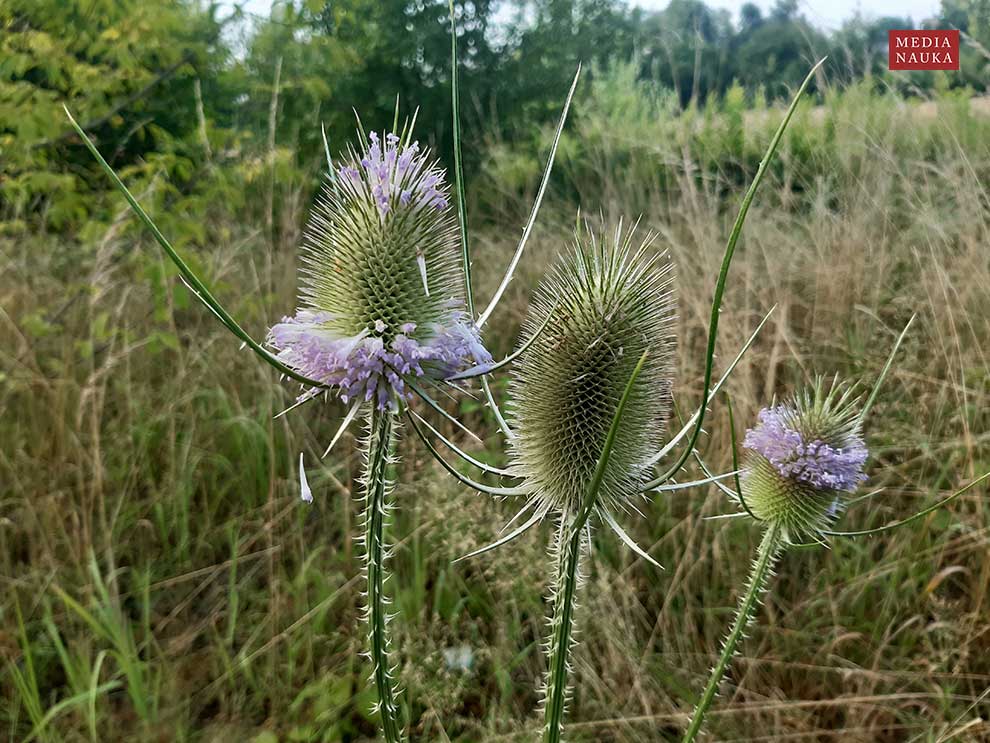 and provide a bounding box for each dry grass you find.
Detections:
[1,81,989,741]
